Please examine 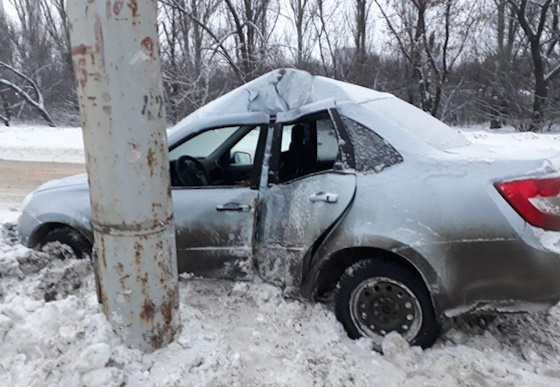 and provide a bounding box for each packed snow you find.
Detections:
[2,124,560,386]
